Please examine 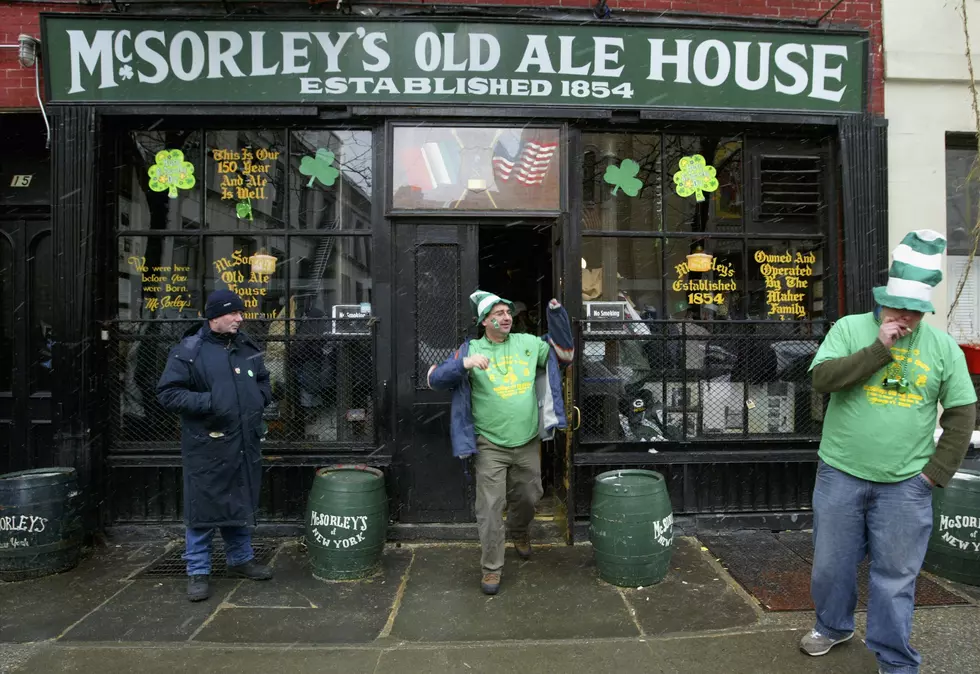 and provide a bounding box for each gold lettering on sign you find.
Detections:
[755,250,814,320]
[128,256,193,315]
[673,252,737,308]
[214,146,277,201]
[210,249,277,320]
